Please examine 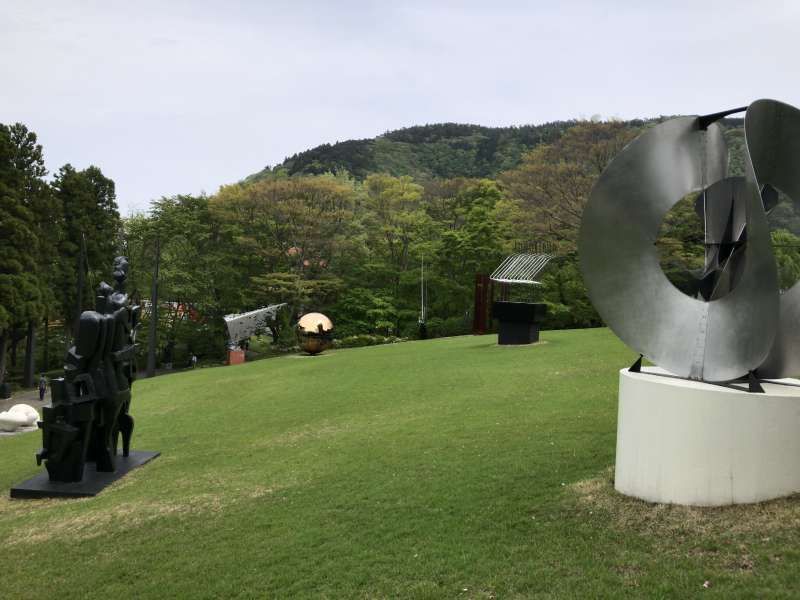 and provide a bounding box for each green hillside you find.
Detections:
[2,330,799,598]
[246,121,598,181]
[245,118,747,183]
